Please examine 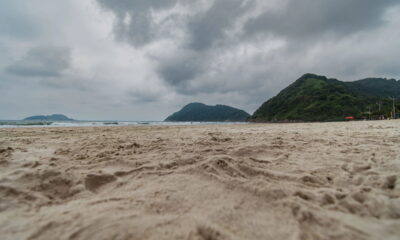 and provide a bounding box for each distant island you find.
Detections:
[23,114,74,121]
[250,73,399,122]
[165,103,250,122]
